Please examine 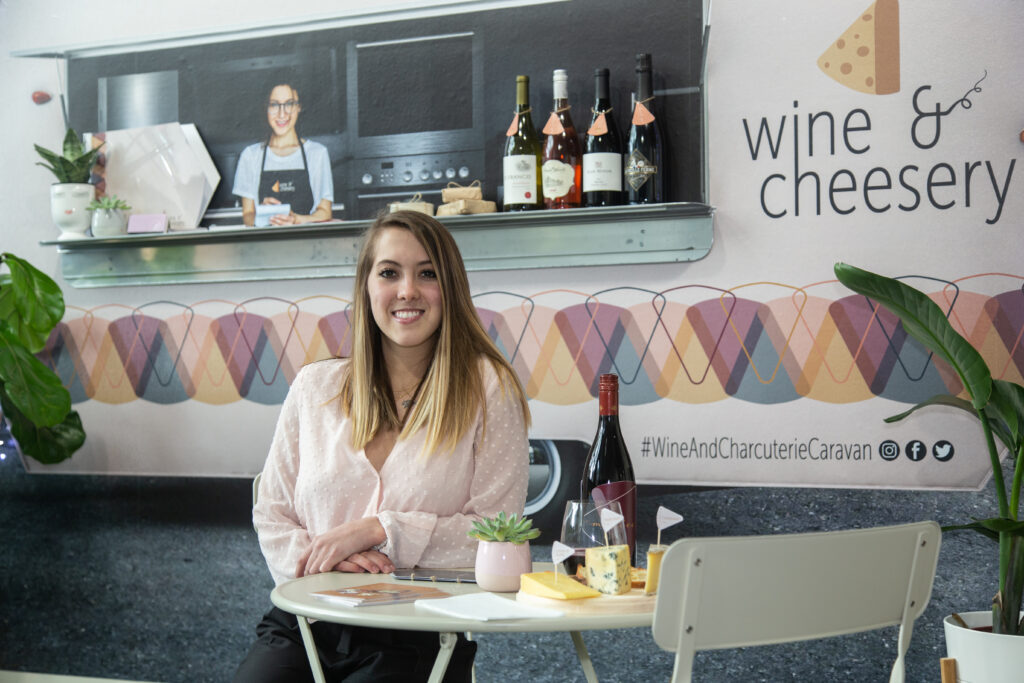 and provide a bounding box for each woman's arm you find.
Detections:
[252,373,313,585]
[286,198,333,225]
[241,197,256,226]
